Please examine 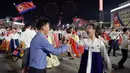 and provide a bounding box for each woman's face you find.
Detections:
[86,25,94,35]
[70,28,73,33]
[12,29,16,33]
